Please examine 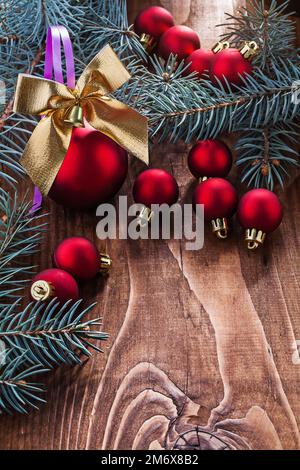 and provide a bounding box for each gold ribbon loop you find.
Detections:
[13,45,149,196]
